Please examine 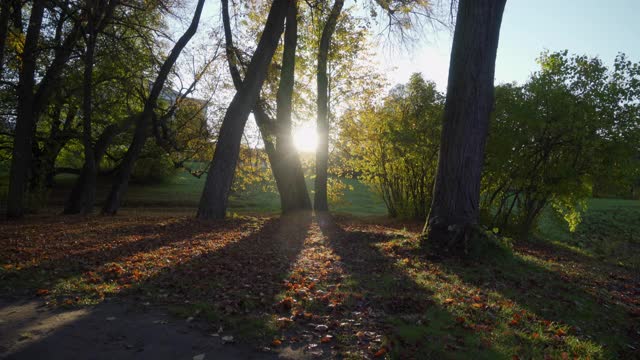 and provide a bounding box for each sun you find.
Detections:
[293,124,318,153]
